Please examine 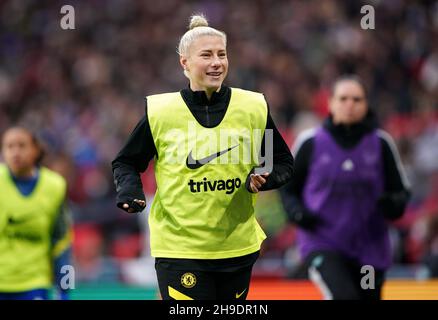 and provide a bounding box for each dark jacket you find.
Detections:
[281,110,411,230]
[112,85,294,211]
